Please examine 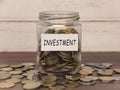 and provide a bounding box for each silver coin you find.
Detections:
[80,77,93,82]
[79,80,96,86]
